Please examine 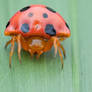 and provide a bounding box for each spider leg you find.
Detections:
[52,37,65,69]
[56,39,66,58]
[29,49,34,58]
[9,37,15,68]
[5,39,12,48]
[57,47,64,69]
[53,38,57,57]
[36,51,43,59]
[17,35,22,64]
